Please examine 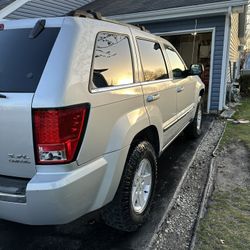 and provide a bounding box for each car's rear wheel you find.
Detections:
[102,141,157,232]
[186,98,203,138]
